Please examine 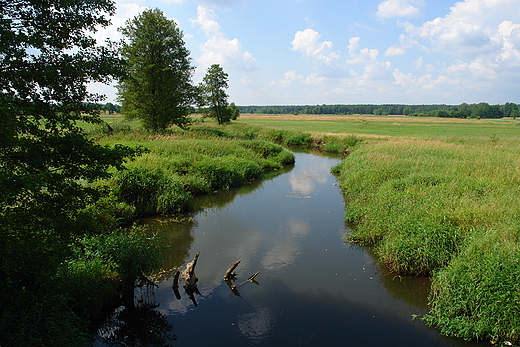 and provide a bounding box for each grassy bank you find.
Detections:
[239,113,520,344]
[91,122,299,217]
[332,137,520,344]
